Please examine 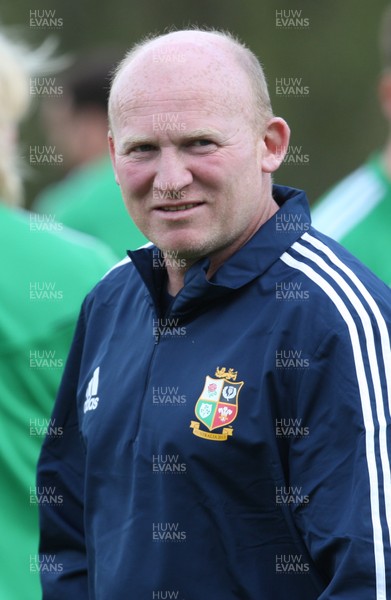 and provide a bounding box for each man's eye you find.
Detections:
[191,139,214,147]
[131,144,156,153]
